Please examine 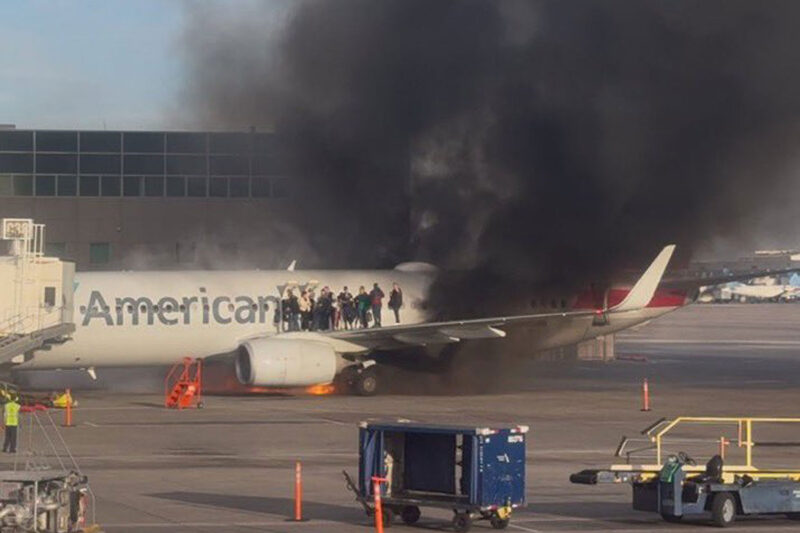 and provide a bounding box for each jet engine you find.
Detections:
[235,338,338,387]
